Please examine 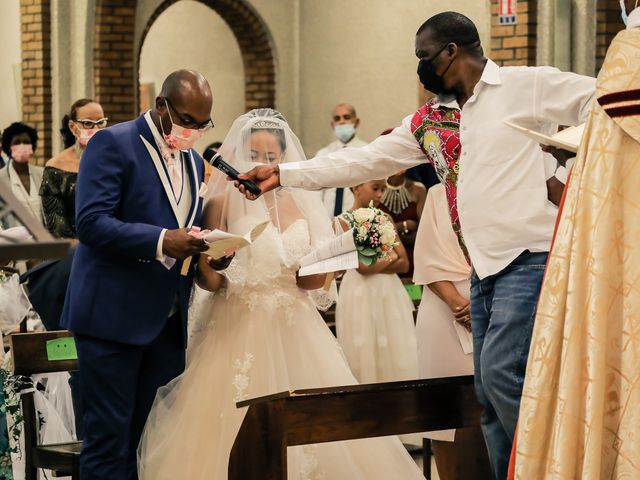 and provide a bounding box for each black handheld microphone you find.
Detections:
[203,148,262,196]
